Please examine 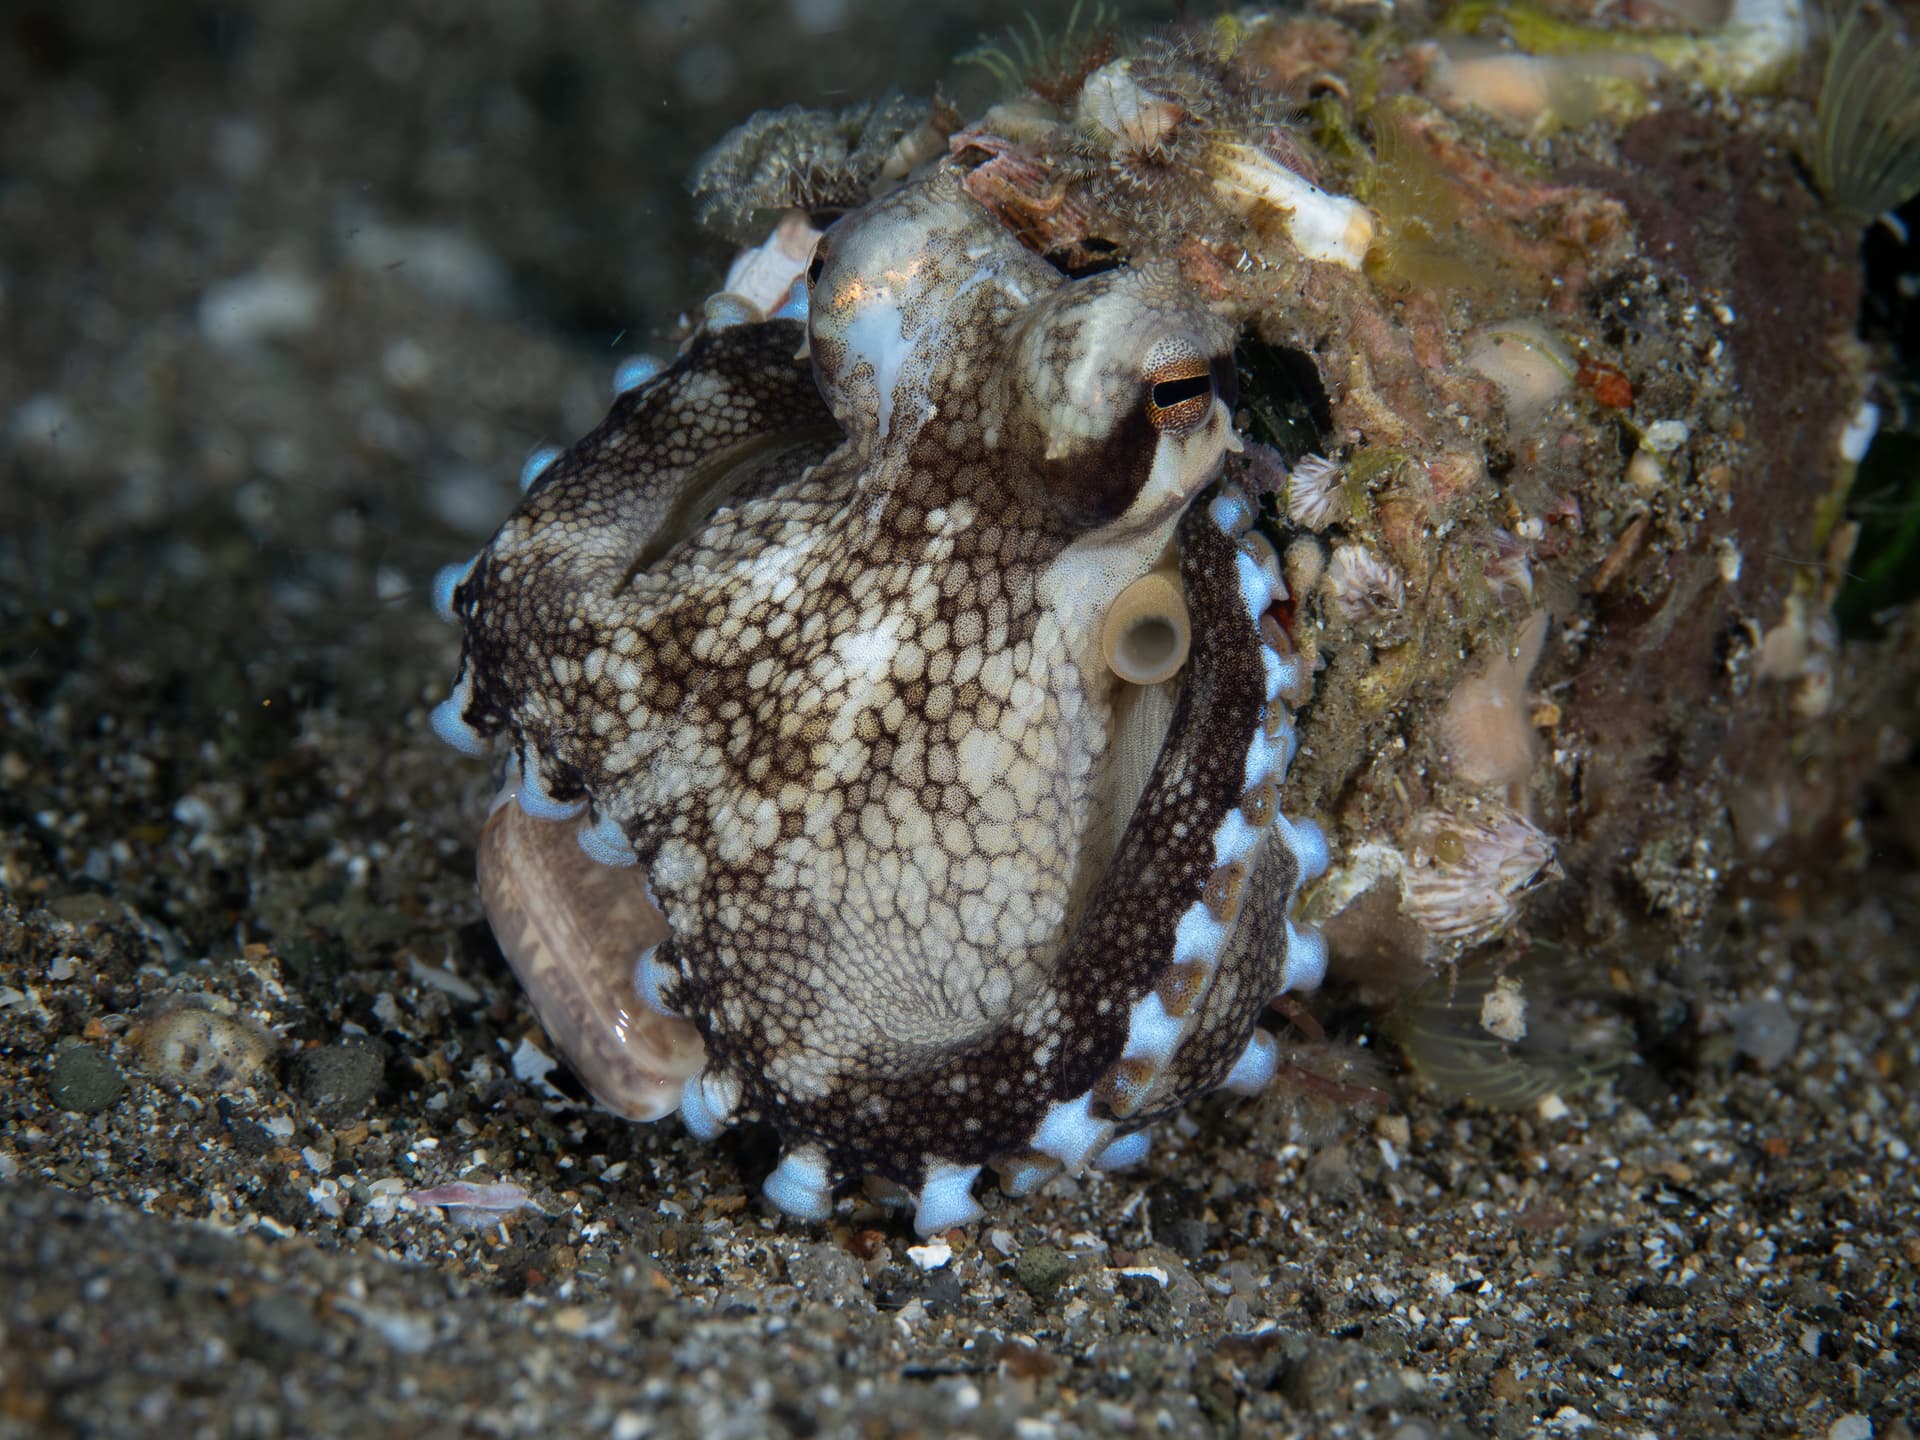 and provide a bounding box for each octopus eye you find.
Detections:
[807,241,829,287]
[1143,342,1215,433]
